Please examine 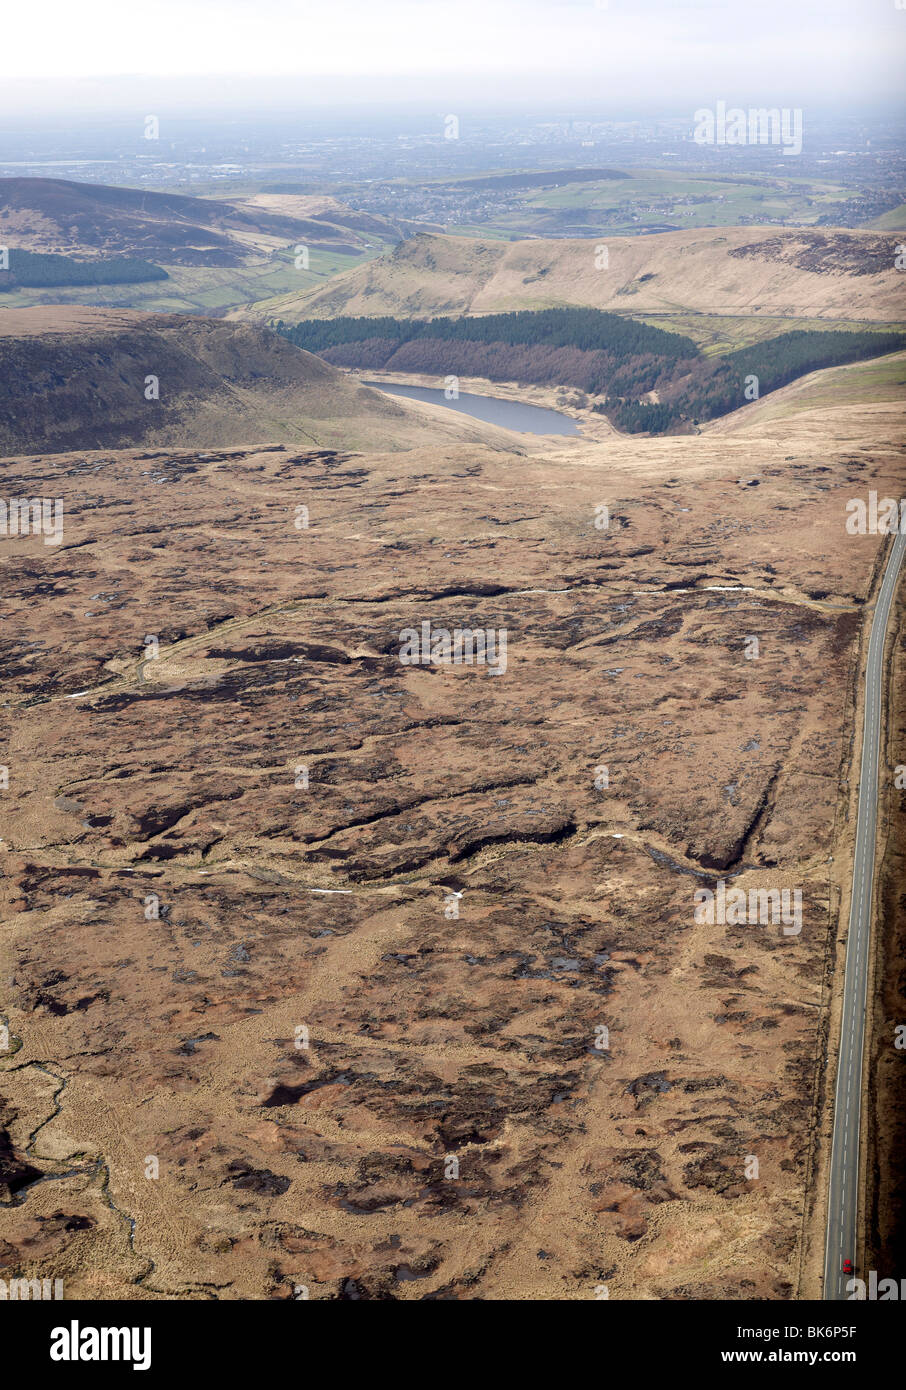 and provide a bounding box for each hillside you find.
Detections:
[0,307,523,455]
[247,226,905,324]
[2,380,903,1299]
[0,177,395,267]
[228,191,429,244]
[280,308,906,434]
[707,348,906,432]
[0,178,410,317]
